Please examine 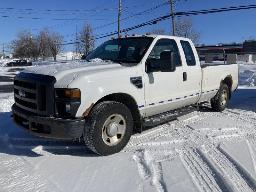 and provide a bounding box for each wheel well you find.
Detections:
[222,76,233,98]
[96,93,142,133]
